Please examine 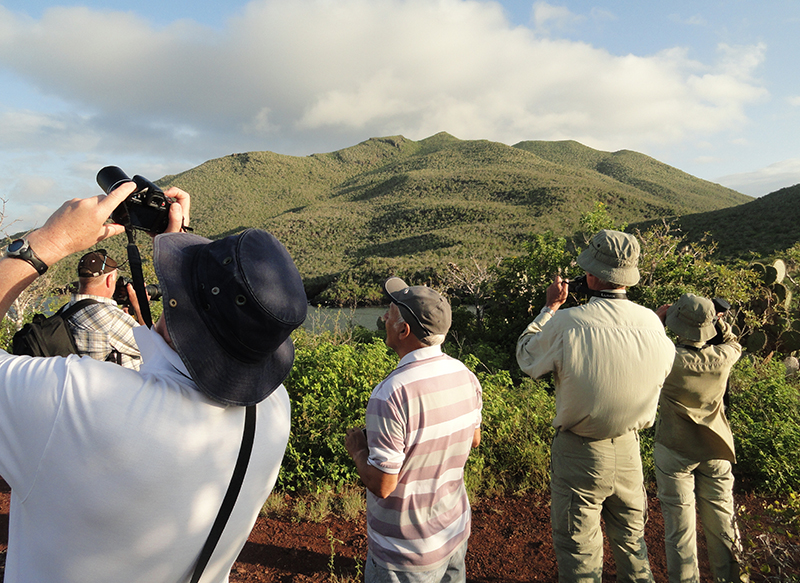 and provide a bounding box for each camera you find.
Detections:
[708,297,731,345]
[712,297,731,315]
[114,276,162,308]
[96,166,173,234]
[567,274,590,296]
